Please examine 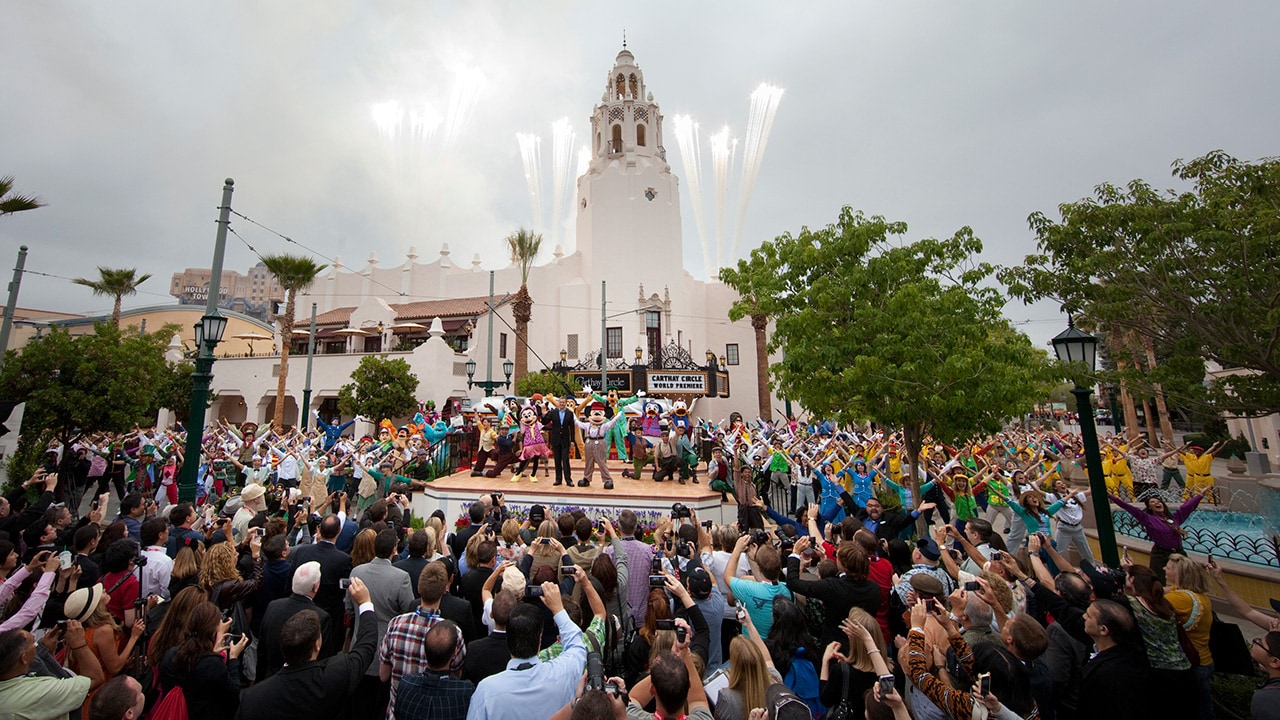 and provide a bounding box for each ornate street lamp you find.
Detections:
[1051,318,1118,566]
